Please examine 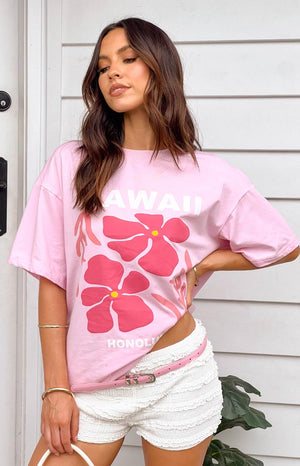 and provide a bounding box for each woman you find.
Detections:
[9,17,299,466]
